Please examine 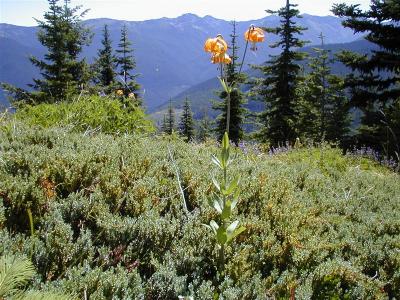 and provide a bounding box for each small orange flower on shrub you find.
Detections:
[116,89,124,96]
